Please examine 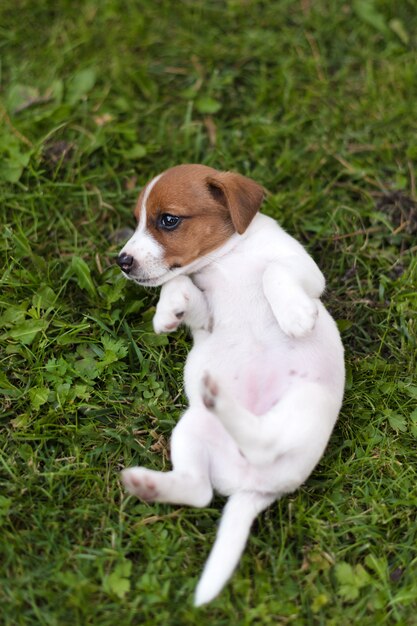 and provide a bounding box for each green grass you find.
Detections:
[1,0,417,623]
